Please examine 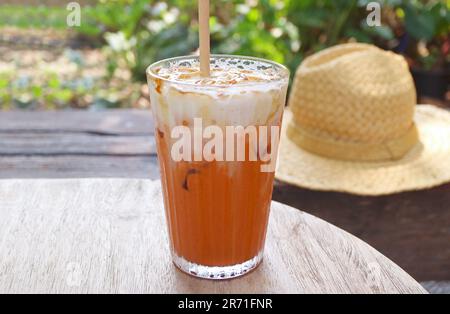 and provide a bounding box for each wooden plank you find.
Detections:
[0,110,157,178]
[0,133,156,155]
[273,181,450,282]
[0,110,154,135]
[1,0,96,5]
[0,156,160,179]
[0,179,426,294]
